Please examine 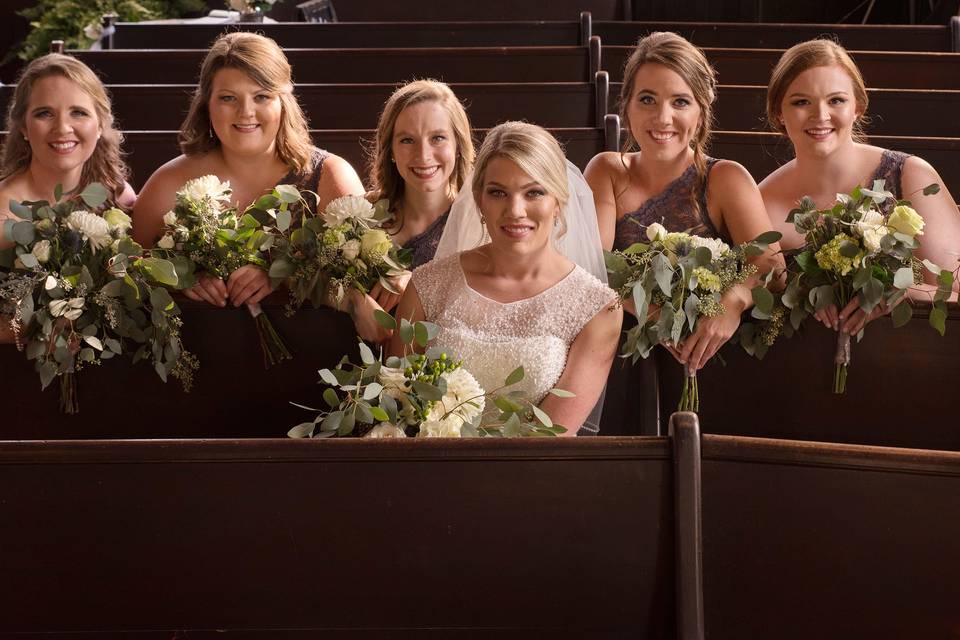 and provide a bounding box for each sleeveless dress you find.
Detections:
[399,209,449,269]
[613,157,724,249]
[412,252,616,407]
[280,147,328,215]
[870,149,909,213]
